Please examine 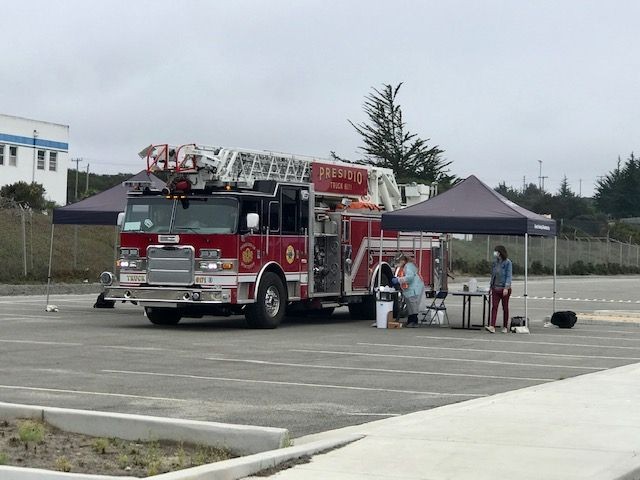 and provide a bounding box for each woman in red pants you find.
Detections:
[485,245,512,333]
